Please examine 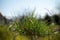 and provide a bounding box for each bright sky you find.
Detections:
[0,0,59,18]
